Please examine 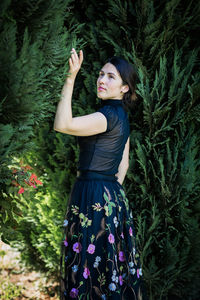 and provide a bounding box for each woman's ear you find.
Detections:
[121,84,129,94]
